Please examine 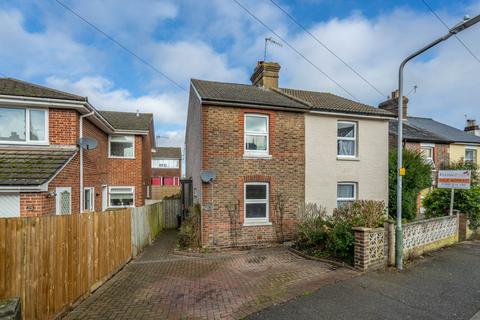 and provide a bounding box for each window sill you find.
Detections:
[337,156,359,161]
[243,221,272,227]
[243,154,272,160]
[108,156,136,160]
